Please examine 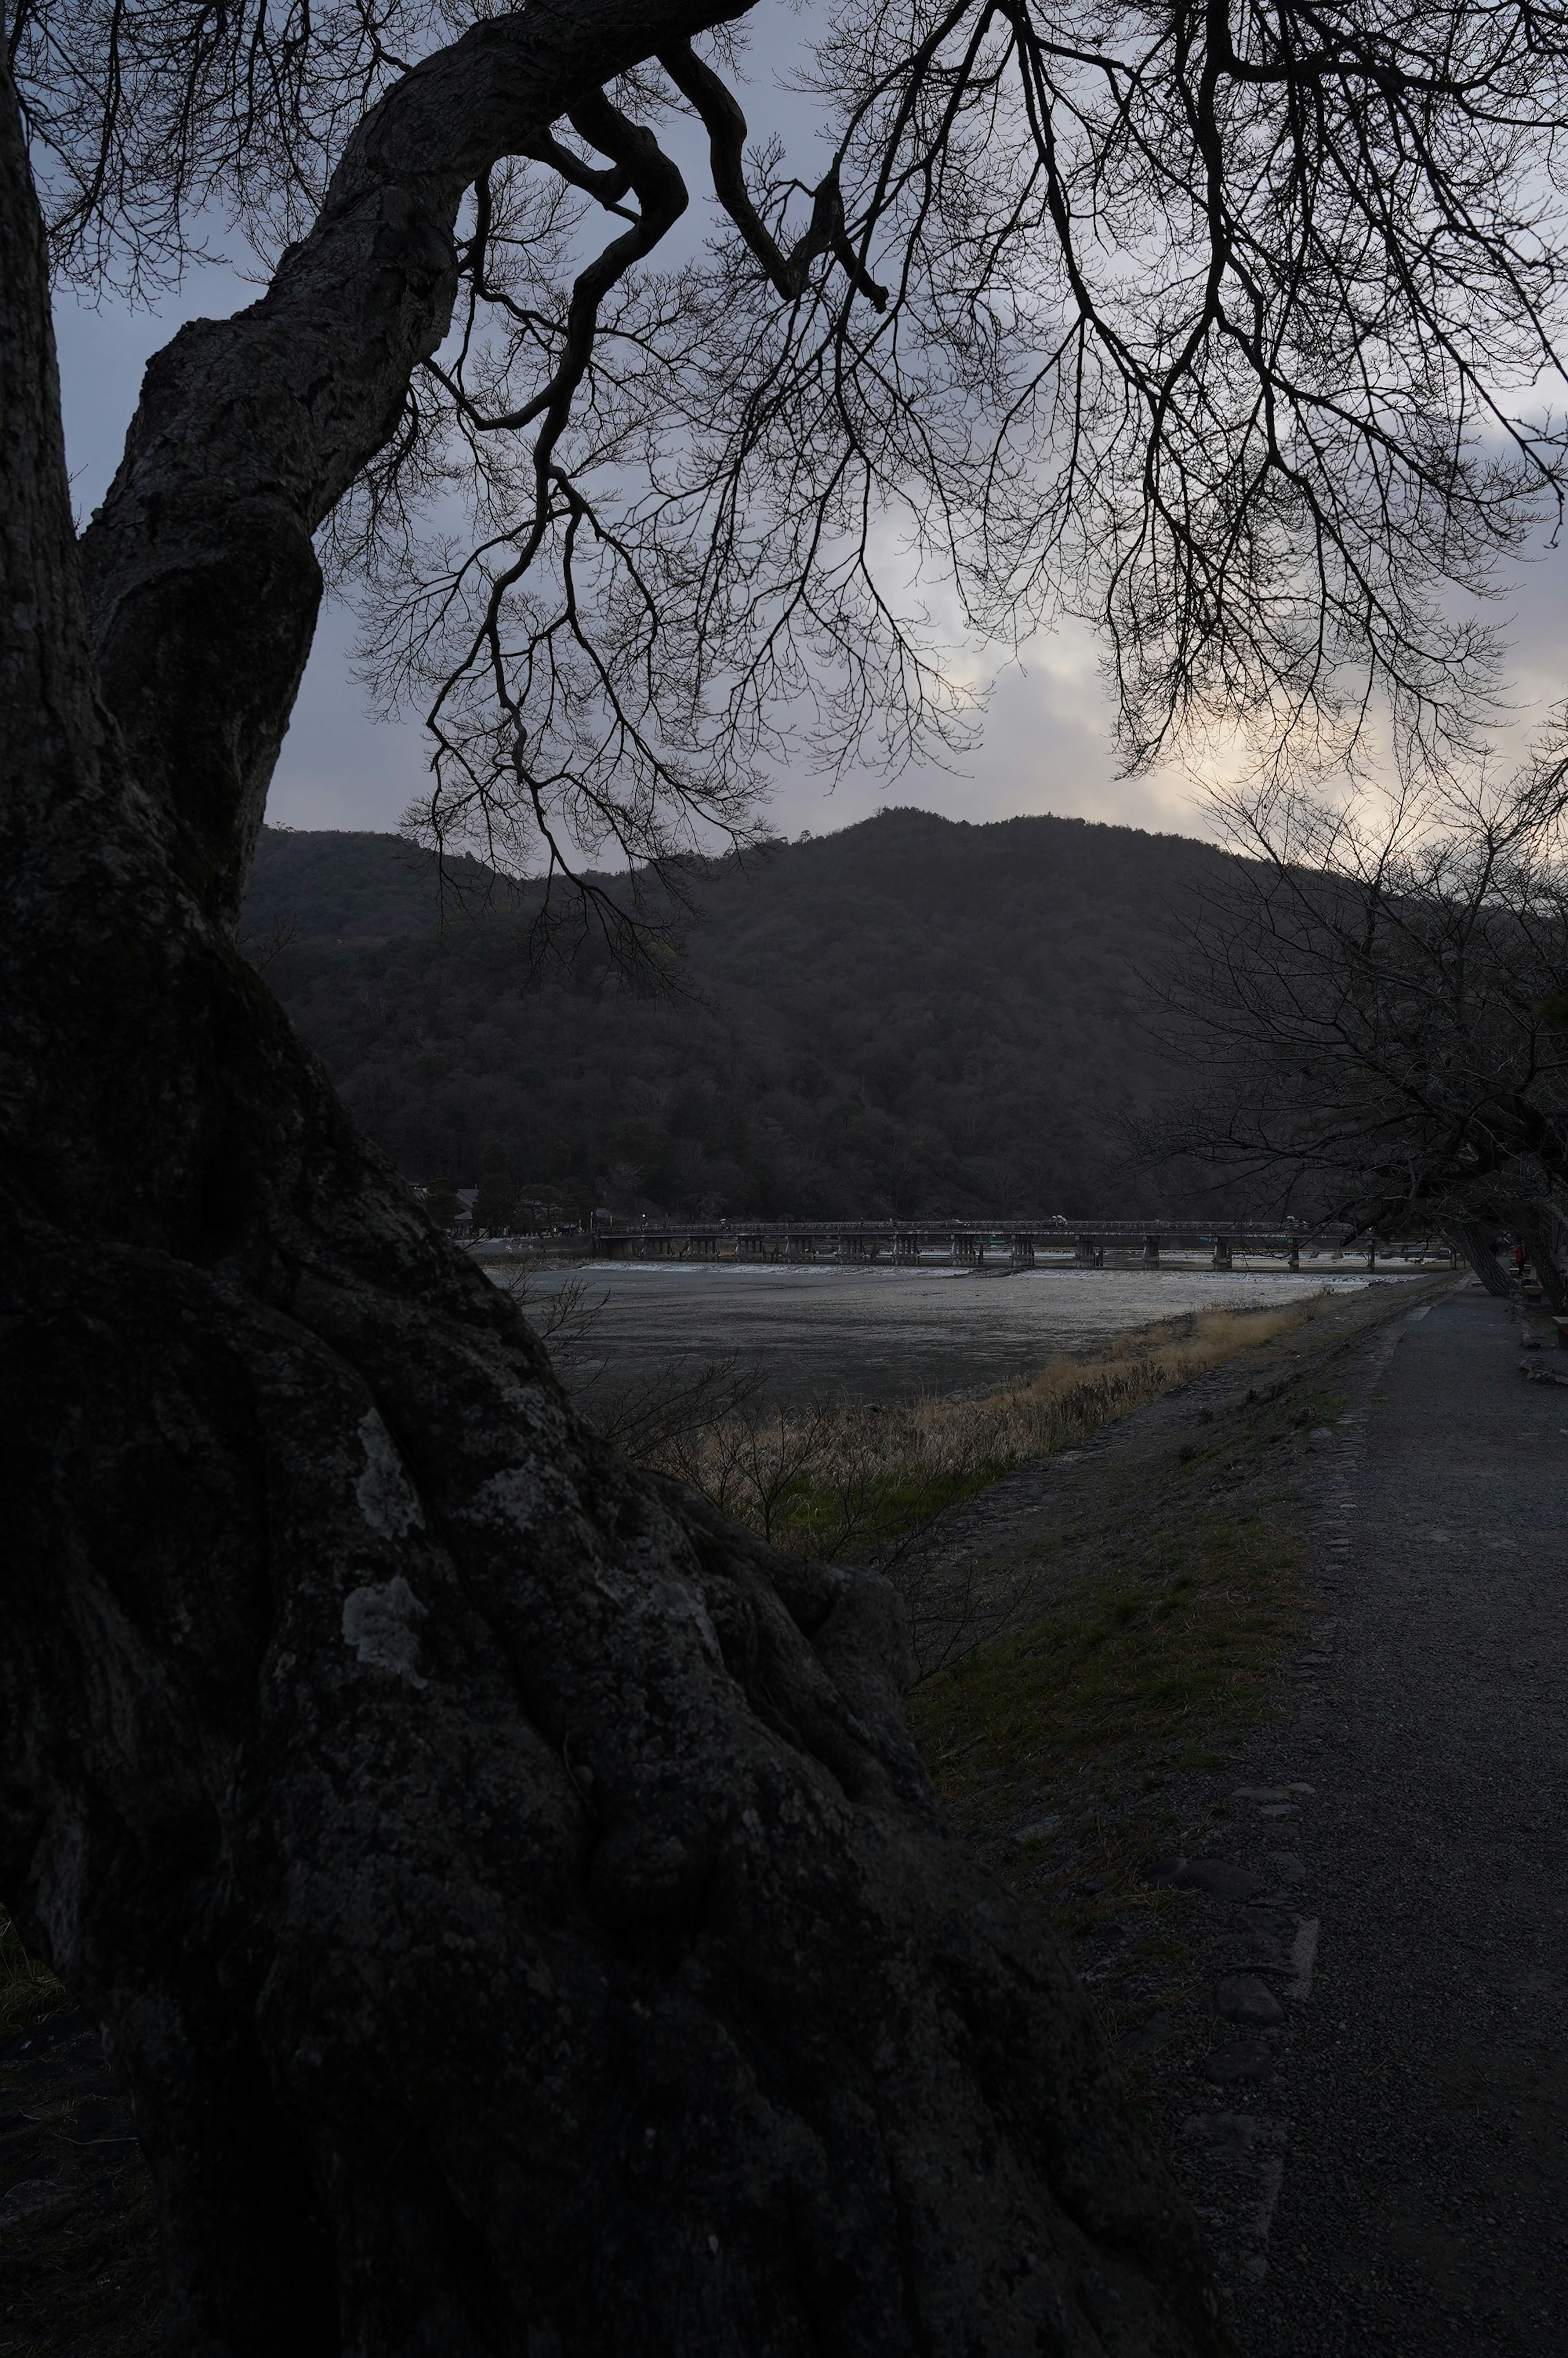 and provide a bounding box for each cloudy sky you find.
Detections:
[51,14,1568,855]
